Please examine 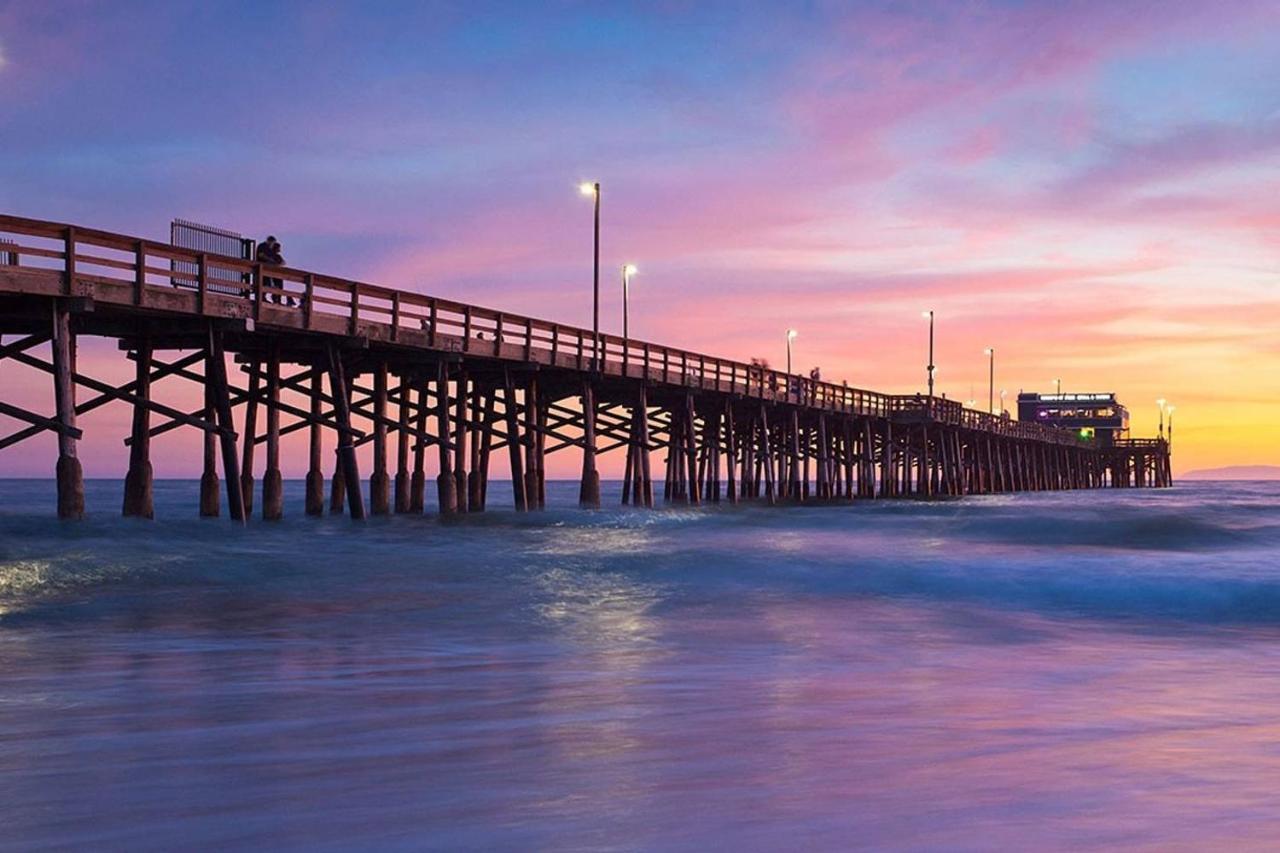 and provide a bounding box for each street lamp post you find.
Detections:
[579,181,601,370]
[984,347,995,414]
[922,310,935,397]
[621,264,638,341]
[786,329,798,377]
[1054,378,1062,396]
[1157,398,1167,438]
[1167,405,1176,449]
[1000,389,1007,416]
